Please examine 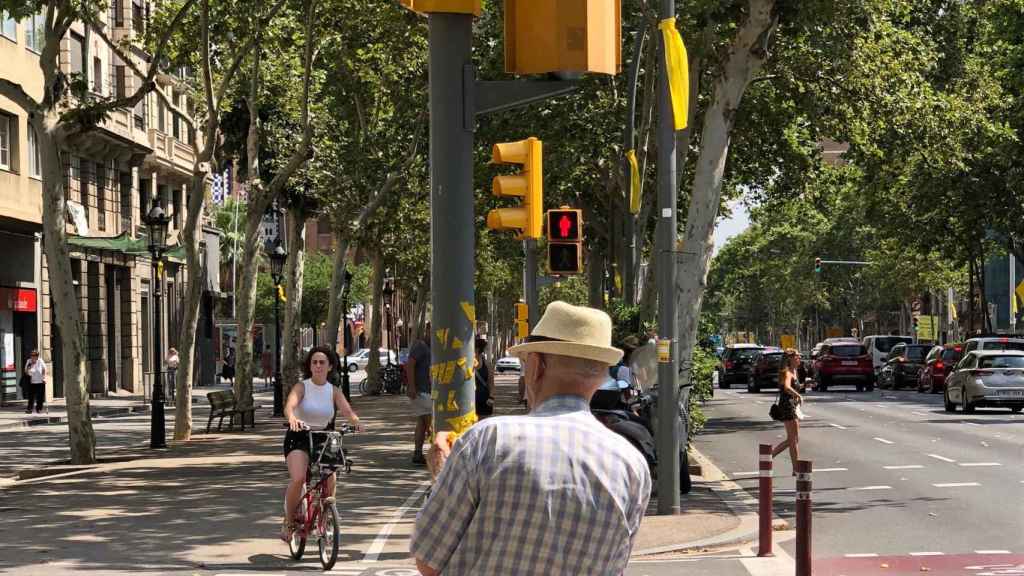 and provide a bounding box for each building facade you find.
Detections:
[0,6,202,403]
